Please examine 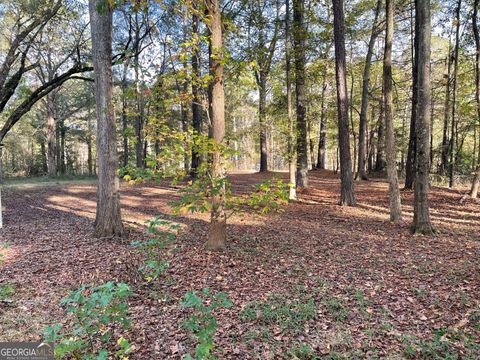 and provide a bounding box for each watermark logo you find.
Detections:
[0,342,53,360]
